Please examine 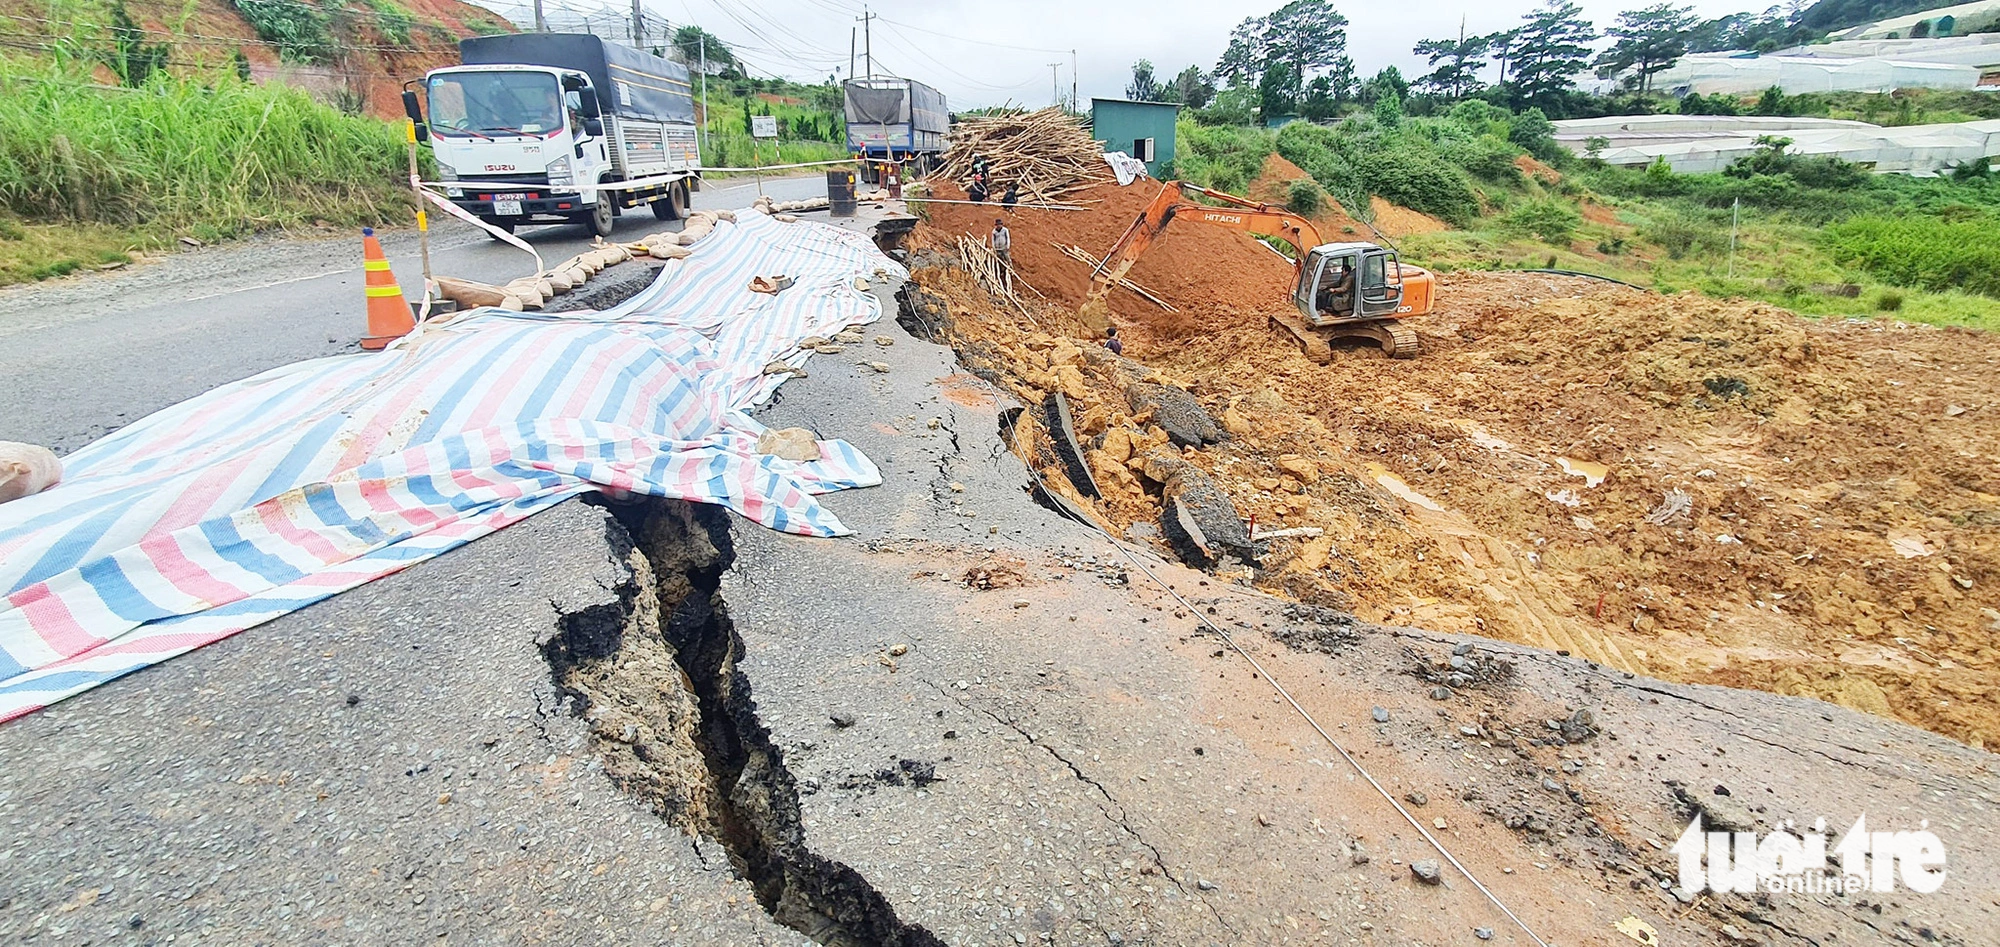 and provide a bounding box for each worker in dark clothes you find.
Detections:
[1103,325,1123,355]
[967,172,989,203]
[1001,182,1019,209]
